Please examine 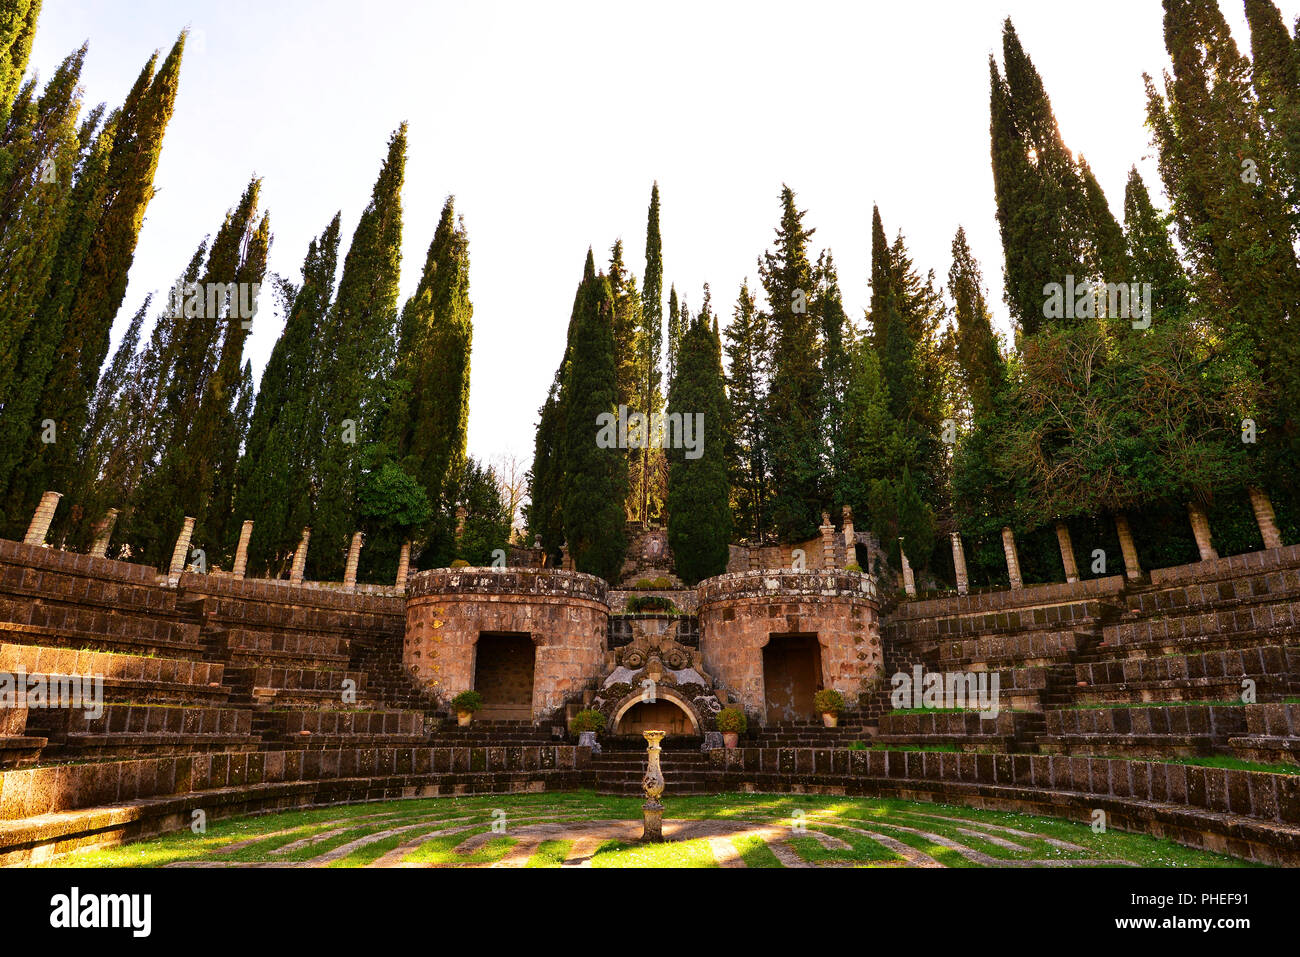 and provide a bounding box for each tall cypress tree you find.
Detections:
[666,303,732,585]
[387,196,473,527]
[635,182,665,521]
[562,261,627,581]
[949,227,1004,420]
[236,215,342,575]
[817,251,856,512]
[312,125,406,579]
[1246,0,1300,223]
[666,283,681,384]
[0,0,40,116]
[1122,167,1191,322]
[760,185,823,541]
[723,279,769,542]
[3,35,183,529]
[1146,0,1300,472]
